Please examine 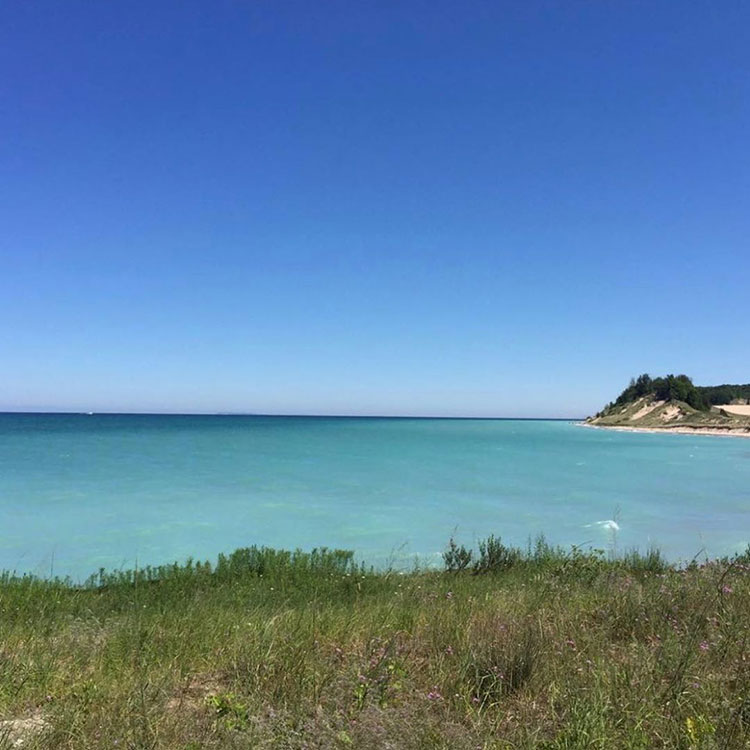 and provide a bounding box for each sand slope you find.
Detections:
[716,404,750,416]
